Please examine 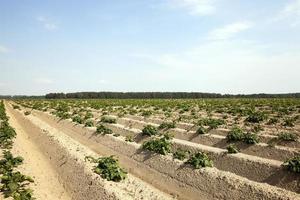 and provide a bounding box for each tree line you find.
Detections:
[43,92,300,99]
